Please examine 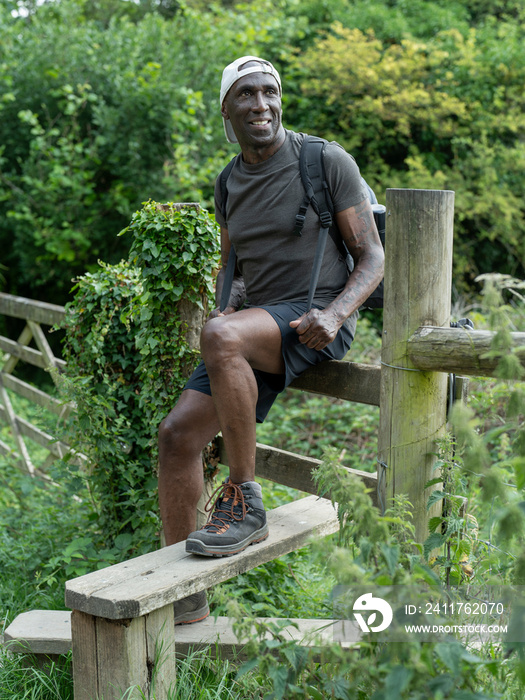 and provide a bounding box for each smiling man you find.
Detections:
[158,56,384,625]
